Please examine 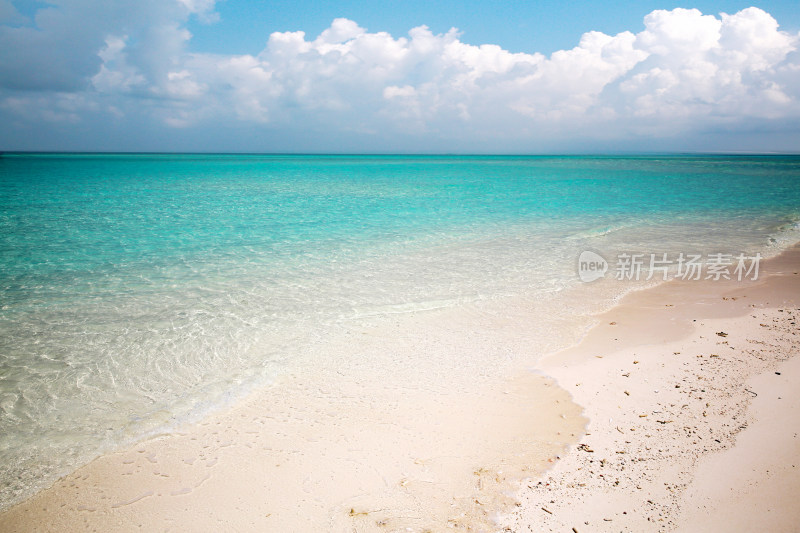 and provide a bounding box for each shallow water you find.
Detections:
[1,153,799,510]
